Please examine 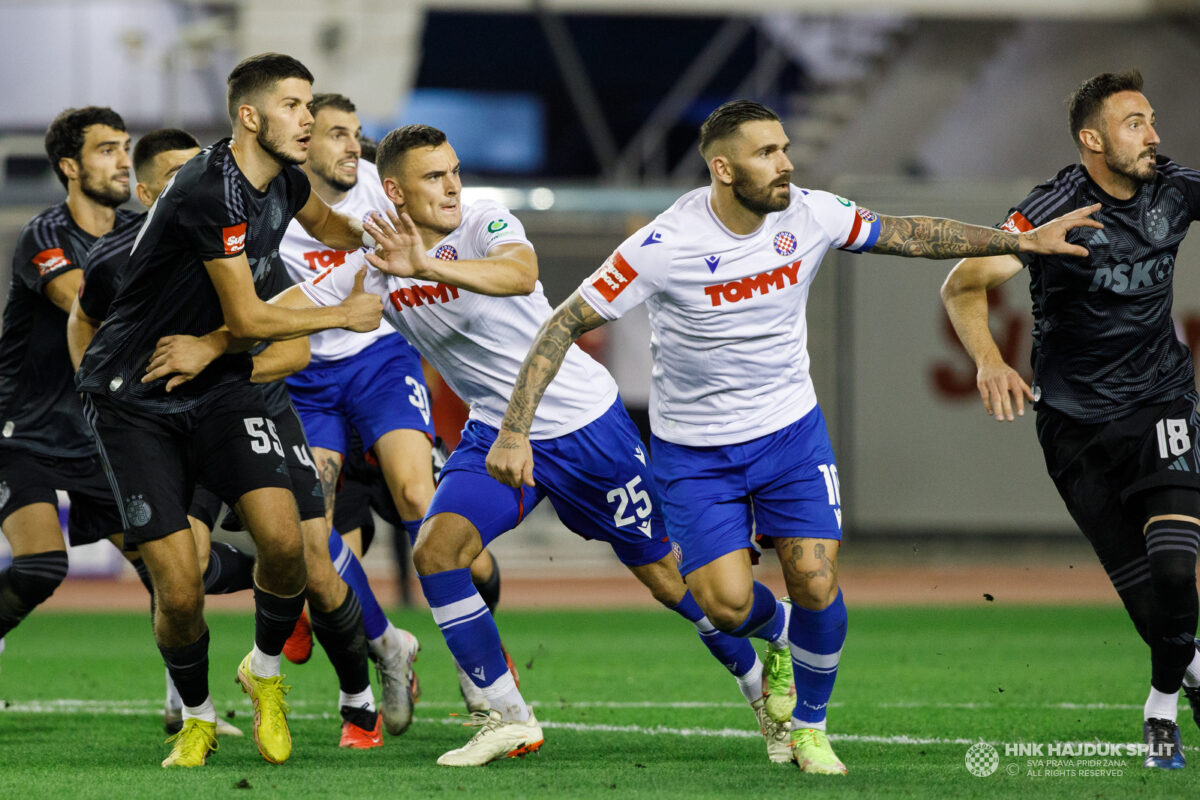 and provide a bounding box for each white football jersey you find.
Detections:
[301,200,619,439]
[279,160,393,361]
[578,185,881,446]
